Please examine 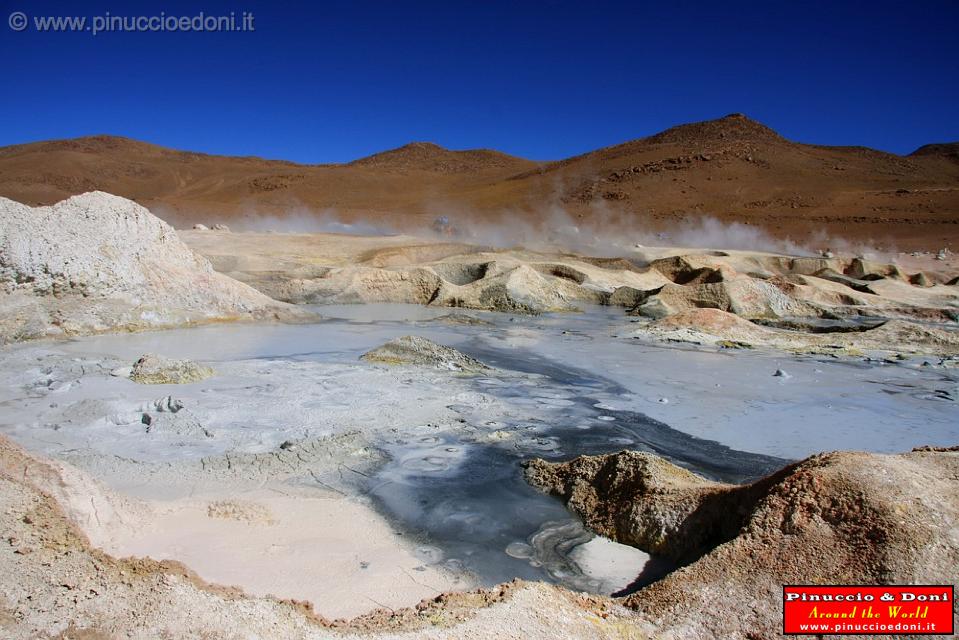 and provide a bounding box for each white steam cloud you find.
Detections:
[157,203,396,237]
[155,198,885,260]
[414,200,823,257]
